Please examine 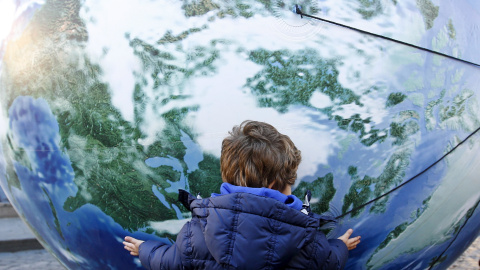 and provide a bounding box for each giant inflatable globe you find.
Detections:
[1,0,480,269]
